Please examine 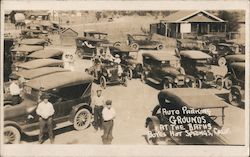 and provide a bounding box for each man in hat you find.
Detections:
[114,54,123,77]
[92,88,105,131]
[102,100,116,144]
[36,94,55,144]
